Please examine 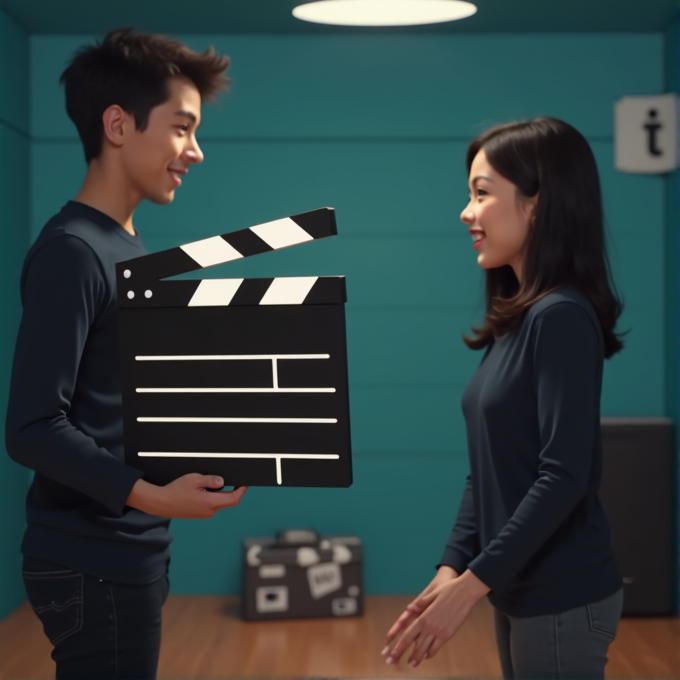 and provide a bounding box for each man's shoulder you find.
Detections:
[28,202,145,275]
[28,215,100,269]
